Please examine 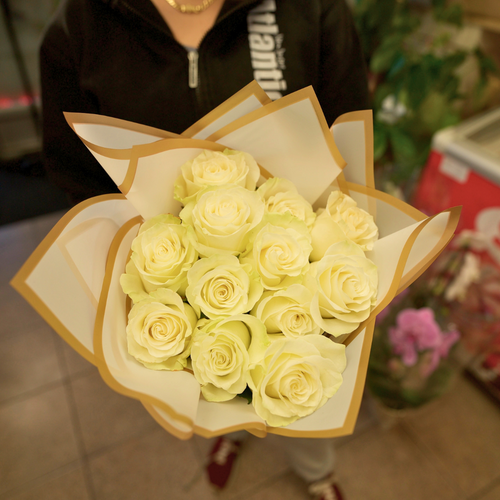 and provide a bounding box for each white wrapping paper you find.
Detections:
[11,82,460,439]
